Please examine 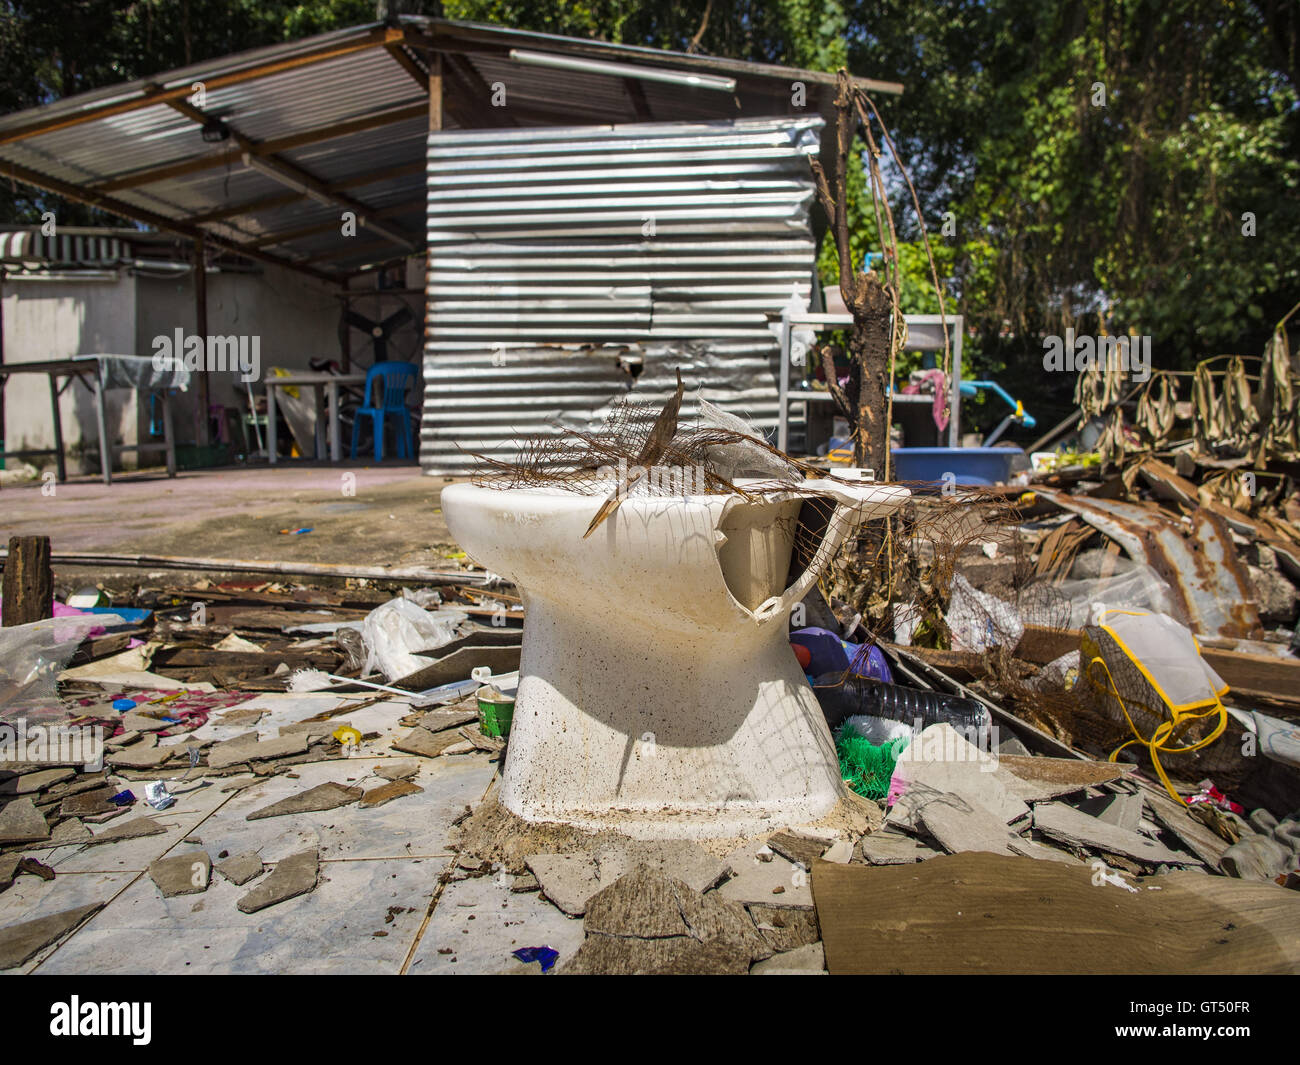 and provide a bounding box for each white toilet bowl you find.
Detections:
[441,472,909,838]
